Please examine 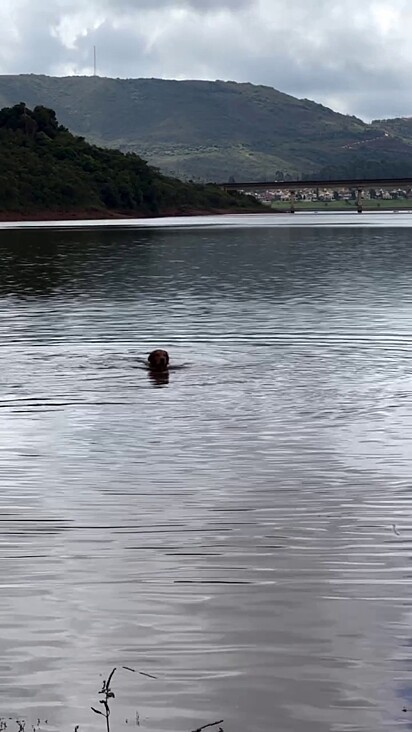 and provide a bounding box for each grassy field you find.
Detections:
[269,199,412,211]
